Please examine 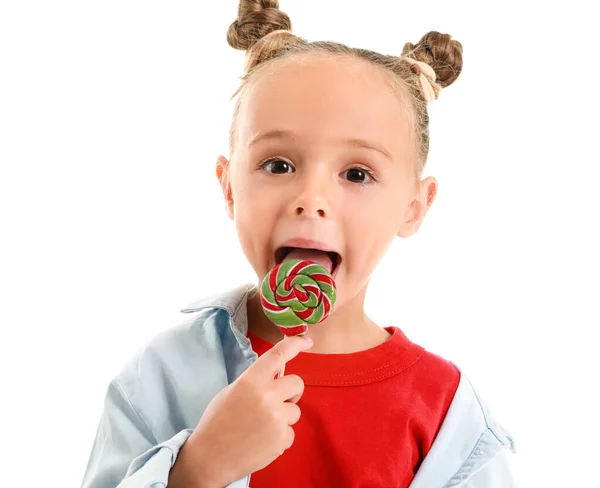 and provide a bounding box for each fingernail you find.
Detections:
[304,337,313,347]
